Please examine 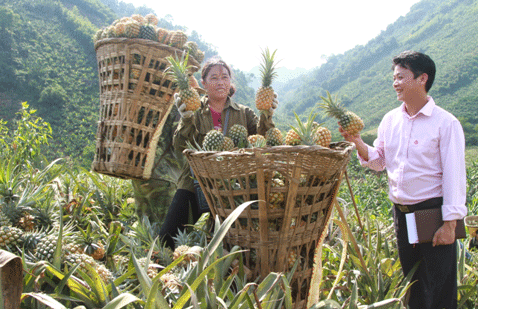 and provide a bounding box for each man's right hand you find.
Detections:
[338,123,369,161]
